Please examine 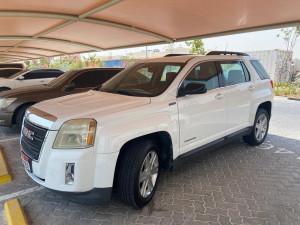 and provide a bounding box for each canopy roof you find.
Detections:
[0,0,299,63]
